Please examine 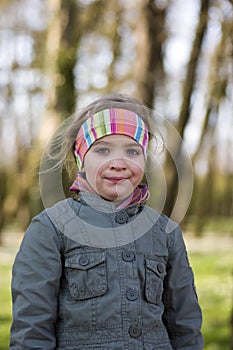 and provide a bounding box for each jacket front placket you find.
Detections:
[111,209,144,349]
